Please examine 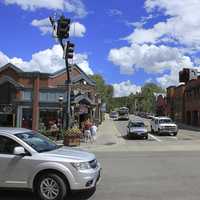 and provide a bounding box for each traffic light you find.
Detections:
[57,15,70,39]
[65,41,75,59]
[70,91,75,102]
